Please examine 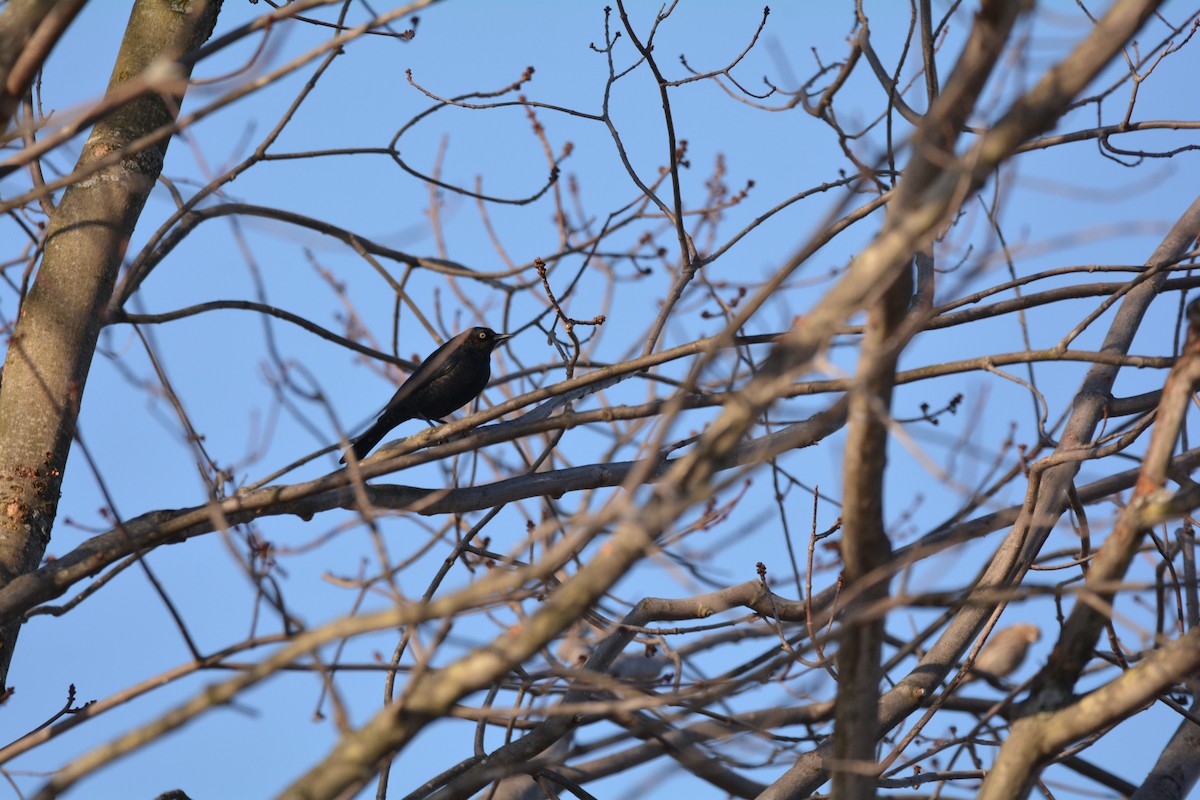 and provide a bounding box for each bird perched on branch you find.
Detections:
[341,327,513,463]
[964,623,1041,686]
